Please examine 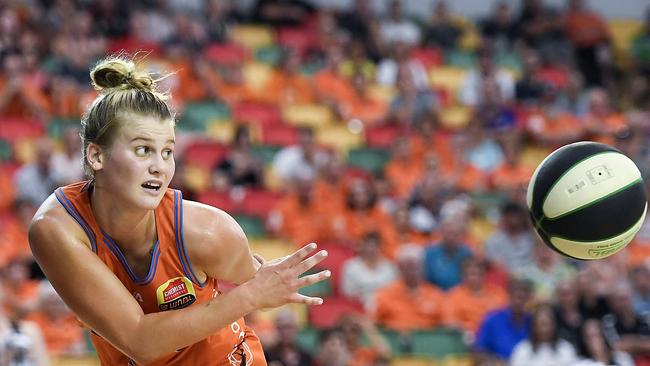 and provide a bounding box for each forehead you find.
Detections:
[117,113,175,142]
